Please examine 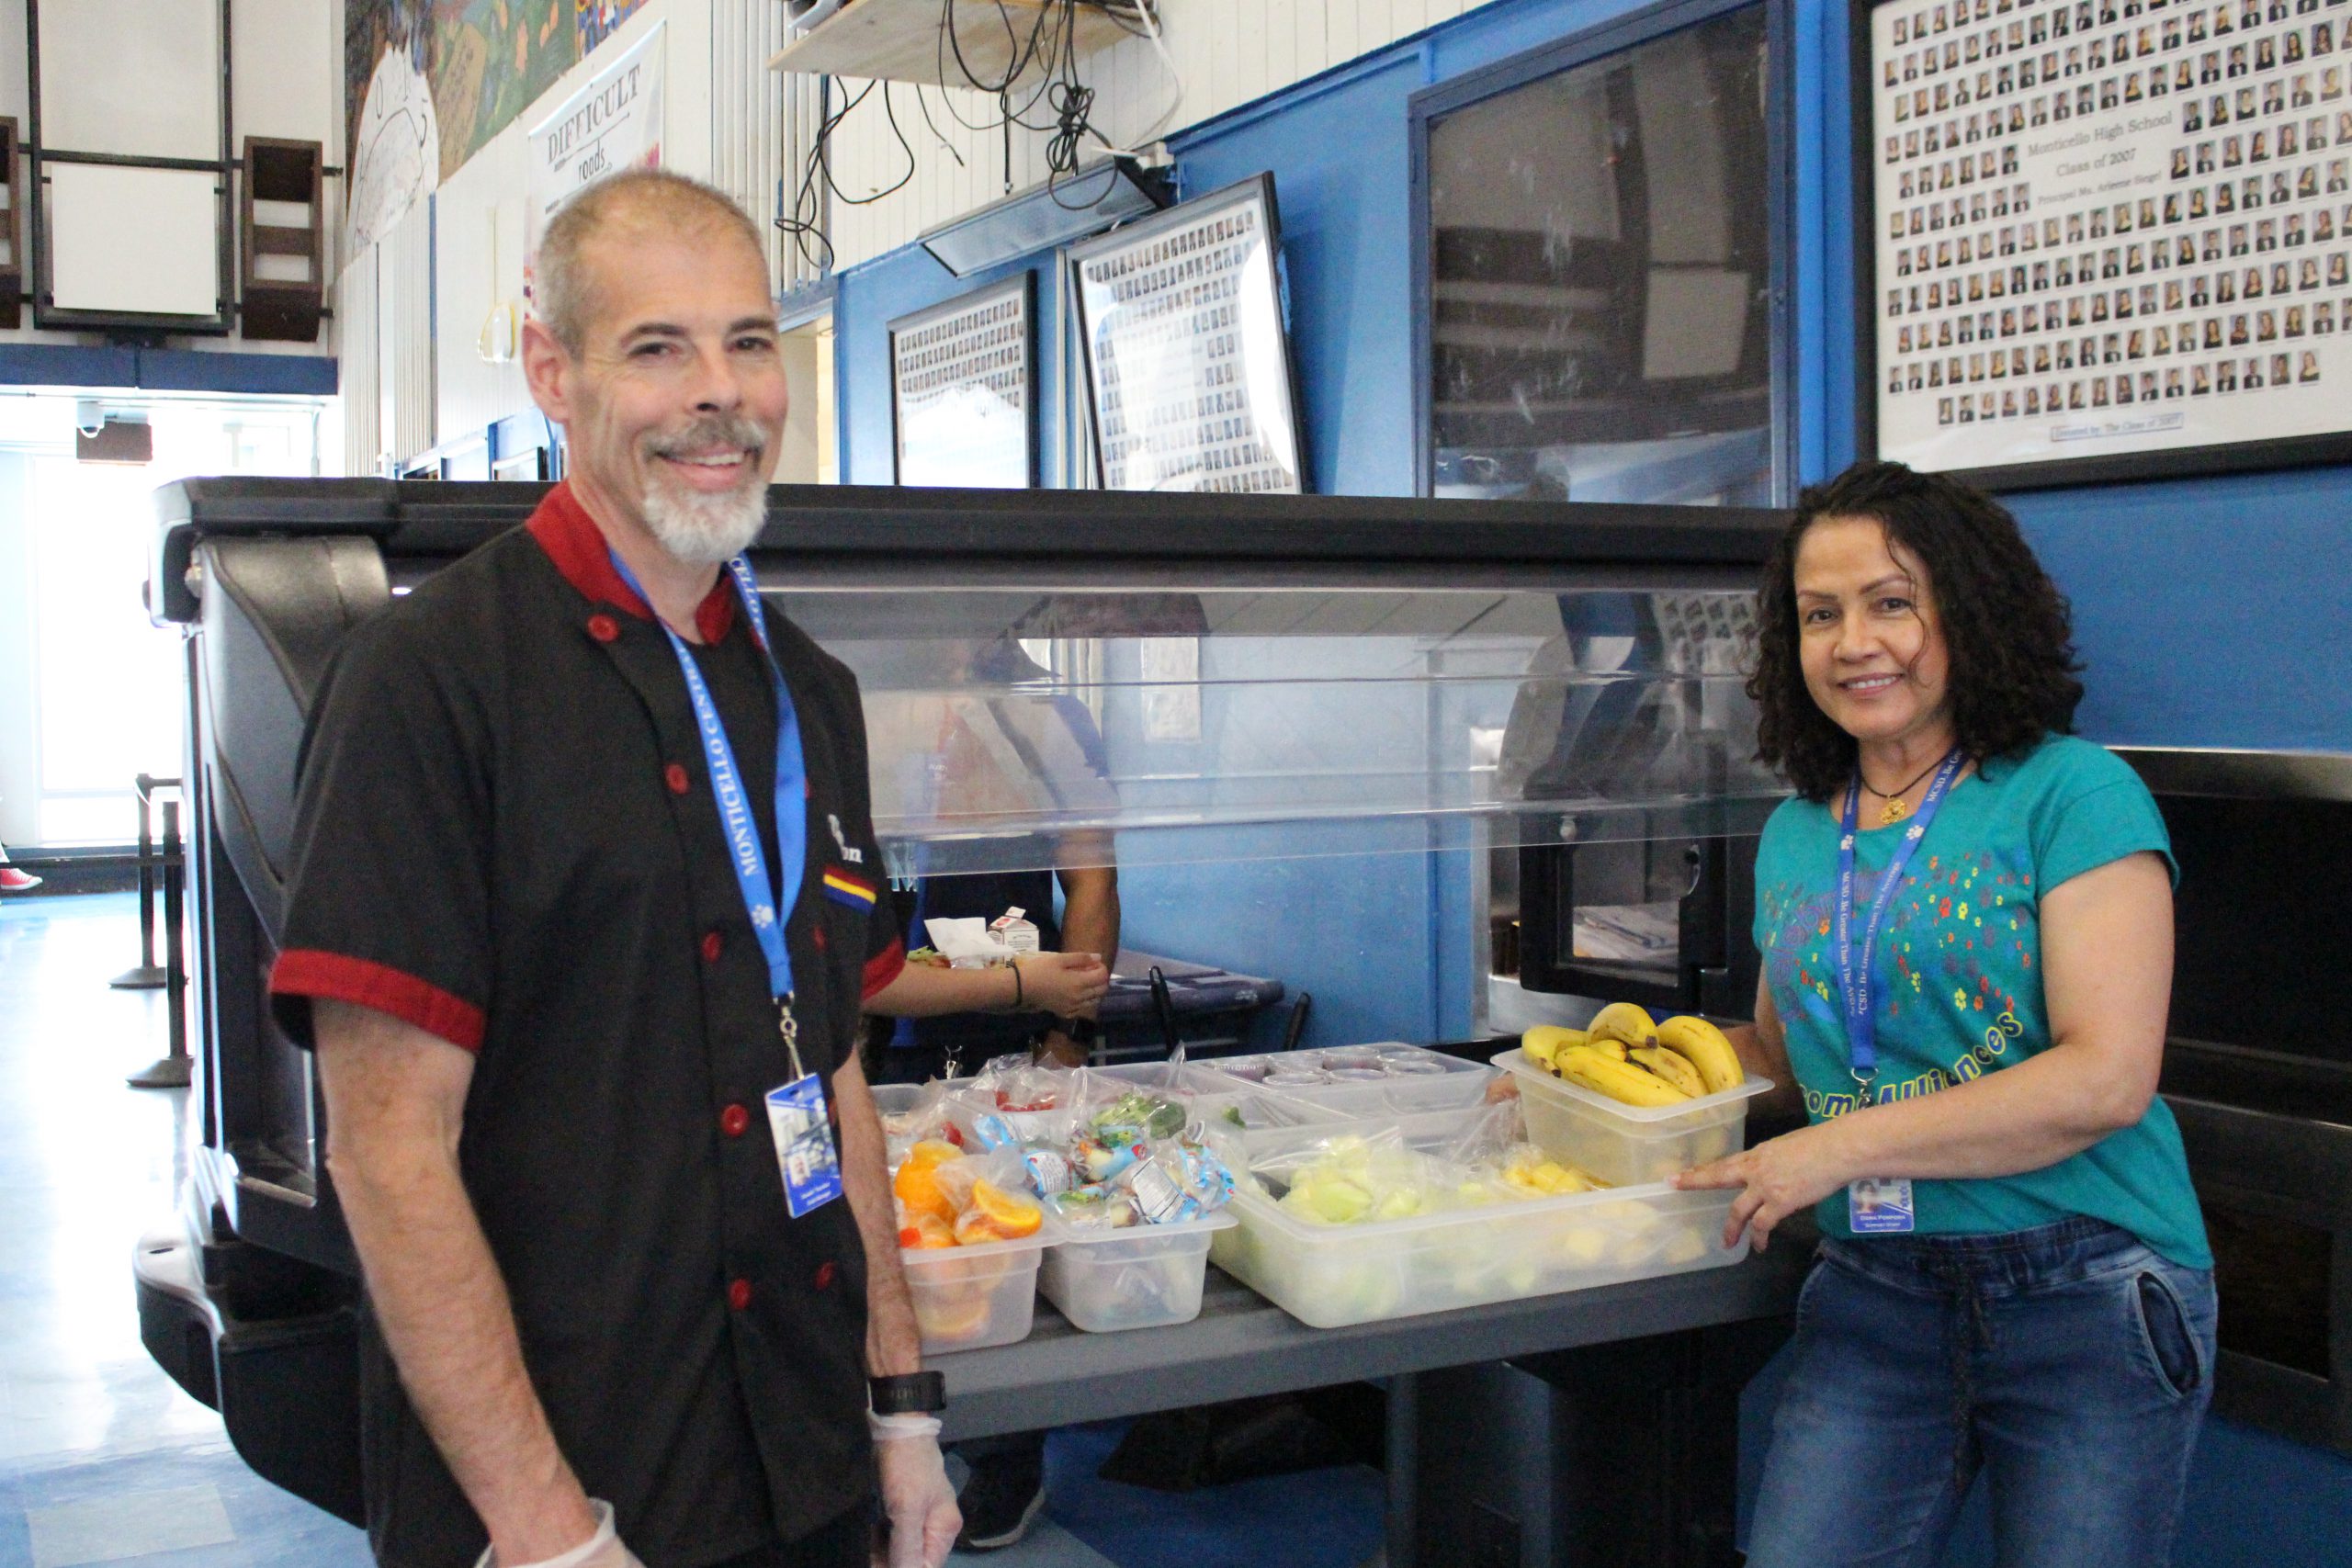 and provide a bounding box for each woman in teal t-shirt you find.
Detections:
[1677,461,2214,1568]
